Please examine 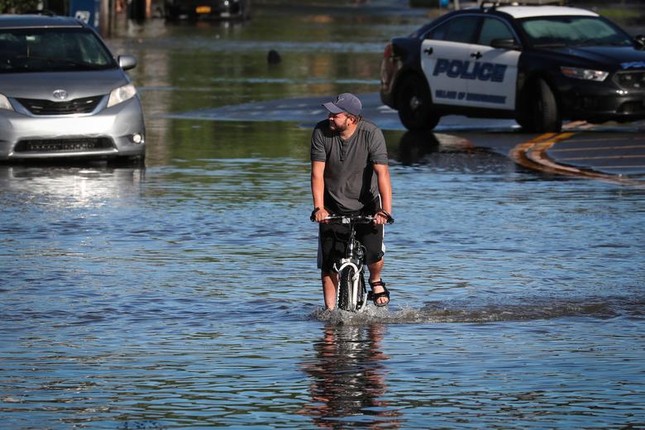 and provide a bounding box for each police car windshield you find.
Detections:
[521,16,632,48]
[0,28,116,73]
